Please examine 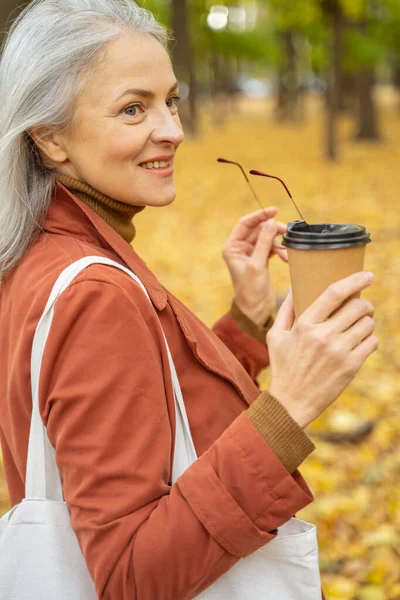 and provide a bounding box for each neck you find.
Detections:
[56,174,145,243]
